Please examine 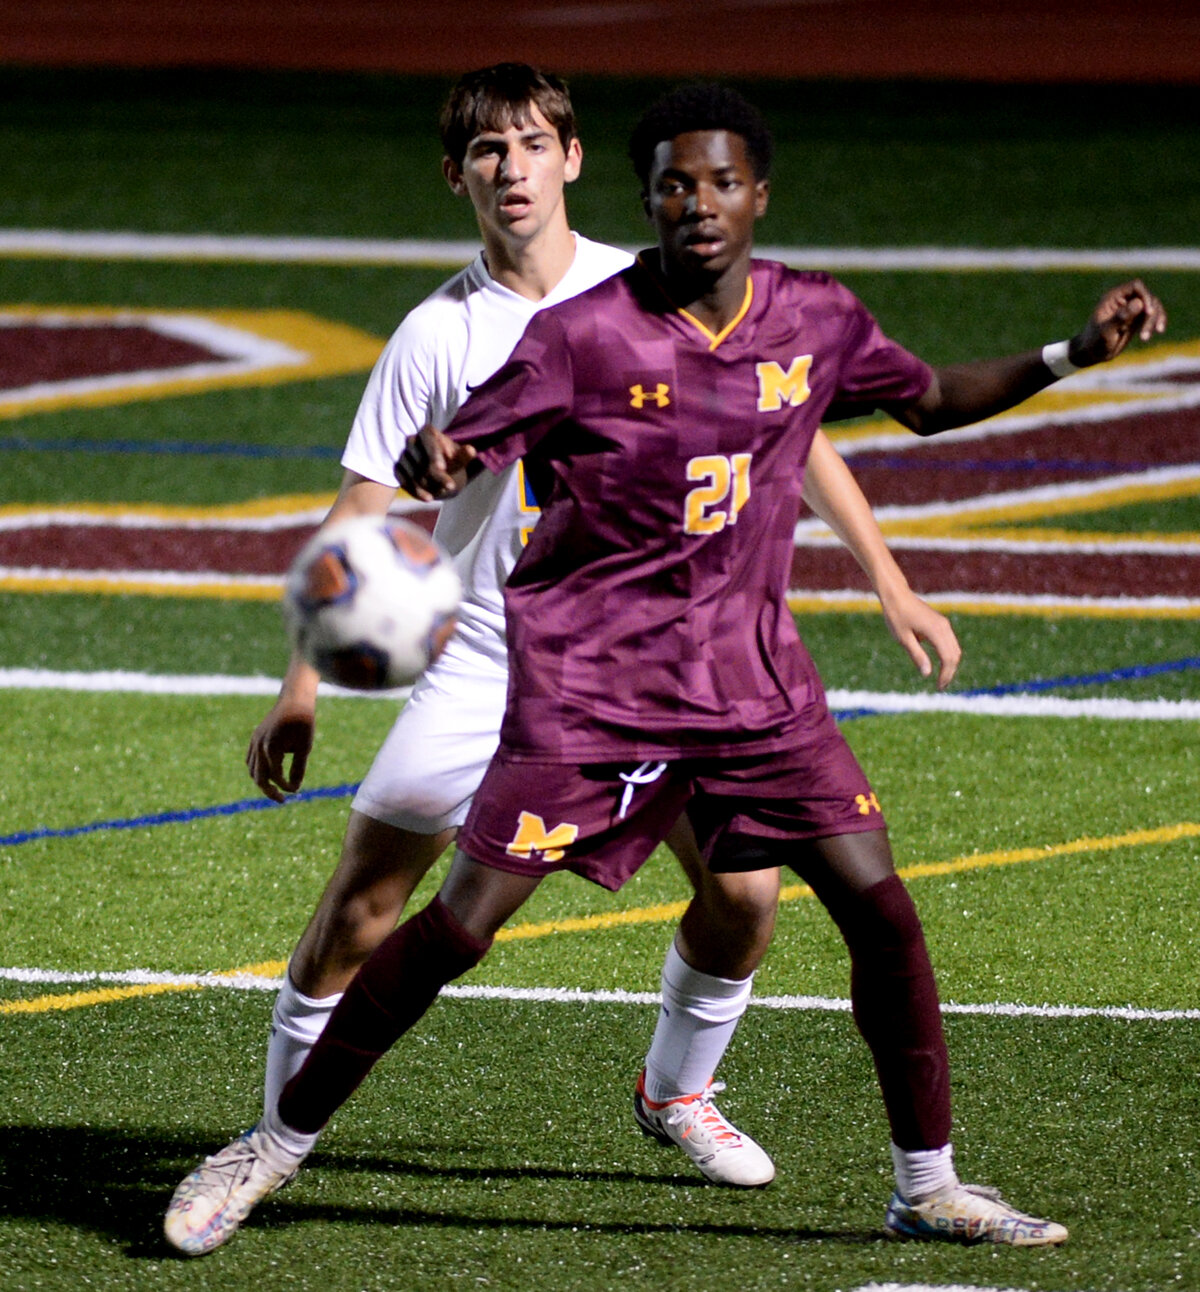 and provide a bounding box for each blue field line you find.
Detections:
[958,655,1200,697]
[0,782,358,848]
[835,655,1200,721]
[4,657,1197,848]
[0,436,340,460]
